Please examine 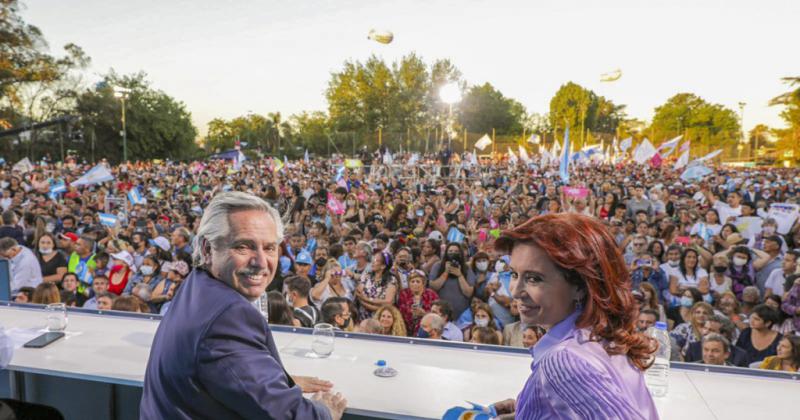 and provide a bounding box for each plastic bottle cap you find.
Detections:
[376,360,386,367]
[655,321,668,330]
